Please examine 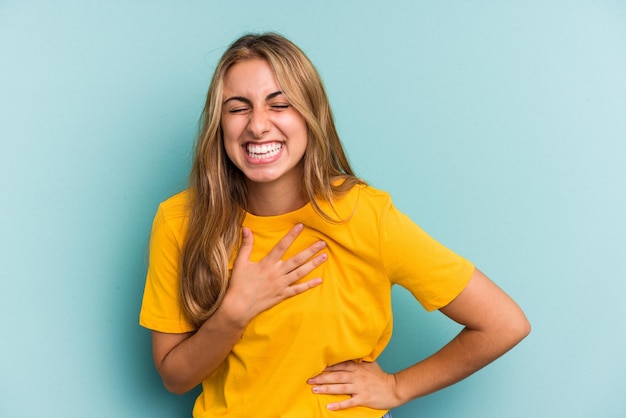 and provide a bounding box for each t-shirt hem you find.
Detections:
[139,316,196,334]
